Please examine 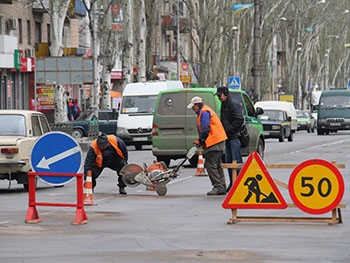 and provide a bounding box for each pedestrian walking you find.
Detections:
[84,133,128,194]
[187,96,227,195]
[215,86,244,192]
